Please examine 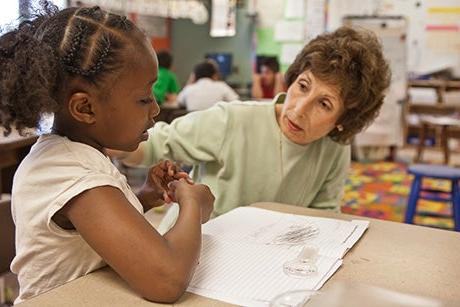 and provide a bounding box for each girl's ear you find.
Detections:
[67,92,96,124]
